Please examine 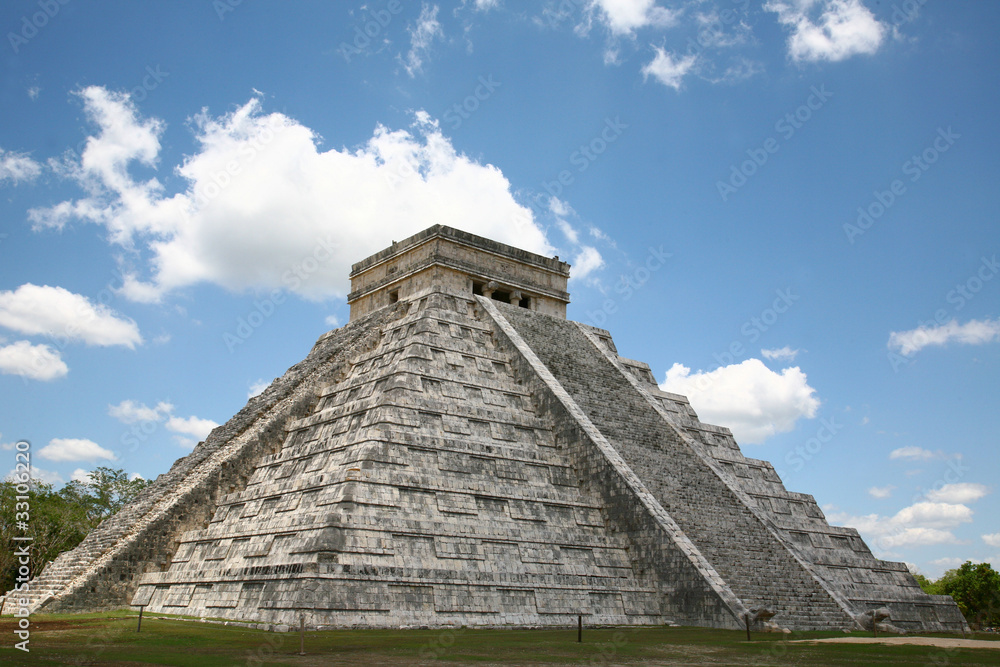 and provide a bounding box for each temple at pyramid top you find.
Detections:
[347,224,571,321]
